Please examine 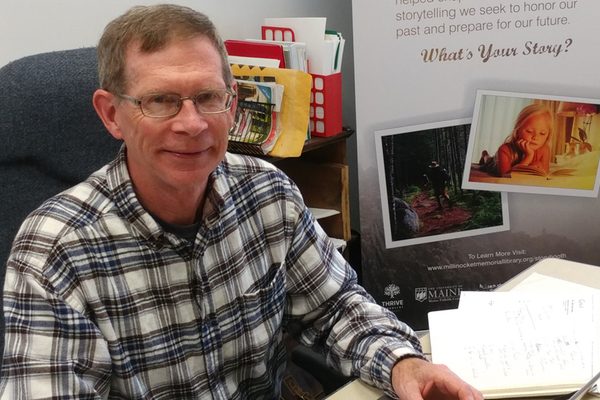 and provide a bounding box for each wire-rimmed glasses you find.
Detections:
[117,88,236,118]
